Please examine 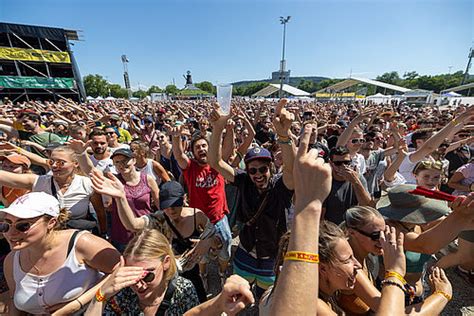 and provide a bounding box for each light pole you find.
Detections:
[121,55,132,99]
[279,16,291,98]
